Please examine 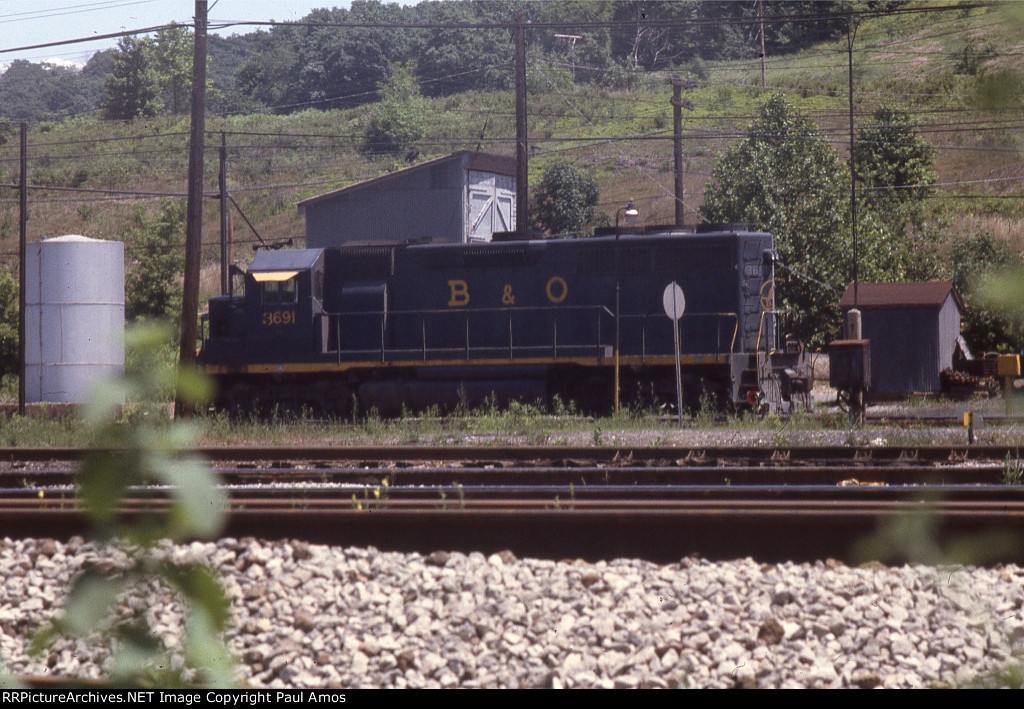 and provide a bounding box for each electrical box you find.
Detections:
[829,340,871,390]
[997,354,1021,377]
